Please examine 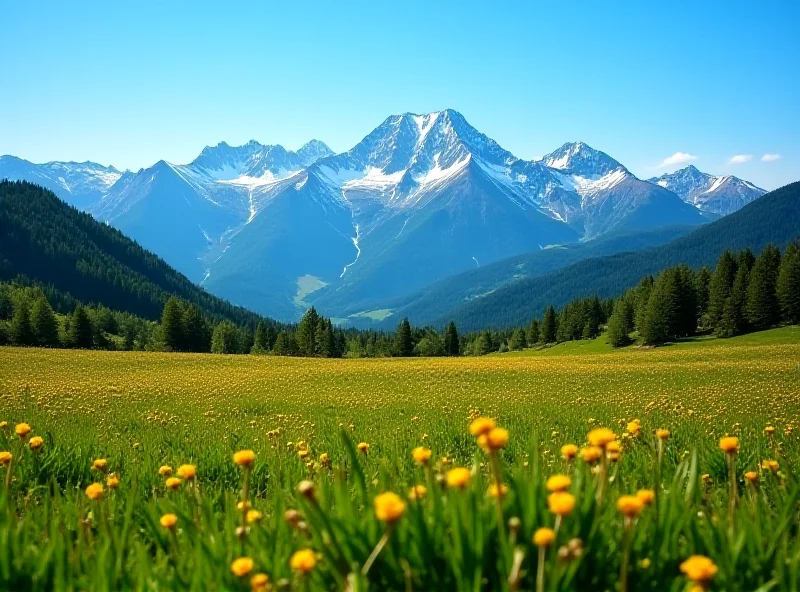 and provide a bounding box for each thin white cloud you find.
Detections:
[761,153,781,162]
[658,152,698,168]
[728,154,752,164]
